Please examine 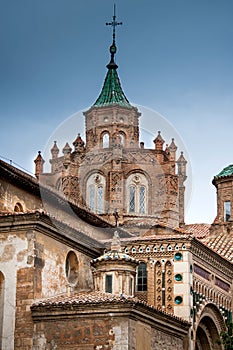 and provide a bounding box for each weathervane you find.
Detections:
[106,4,122,66]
